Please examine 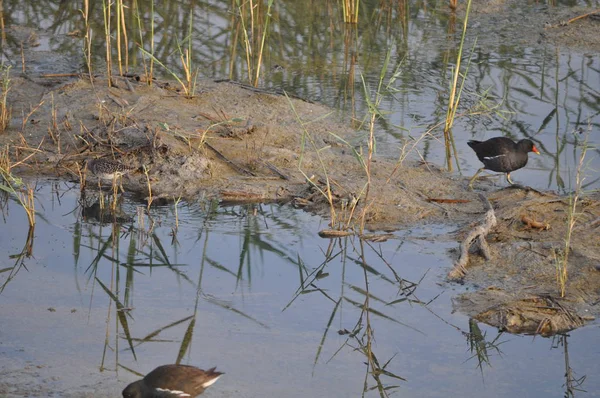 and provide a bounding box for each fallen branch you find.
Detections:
[426,197,470,204]
[566,8,600,25]
[448,193,496,280]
